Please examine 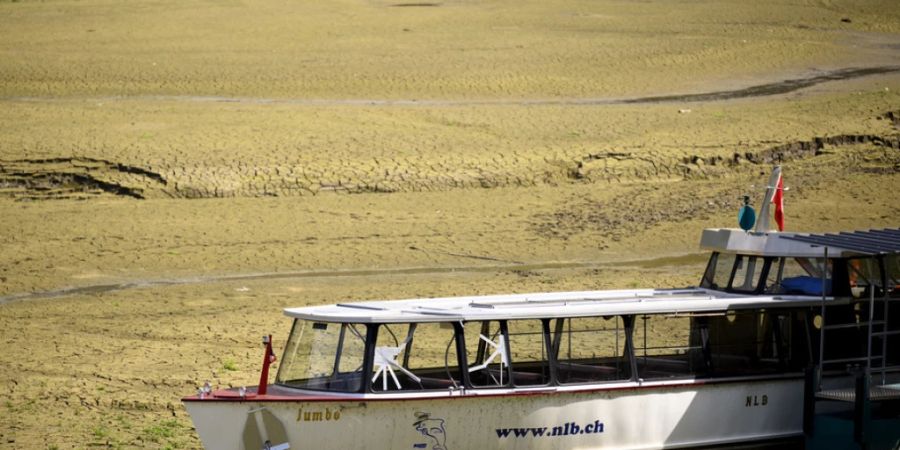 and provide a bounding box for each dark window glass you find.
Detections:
[765,257,833,296]
[707,311,790,376]
[886,255,899,299]
[633,310,806,380]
